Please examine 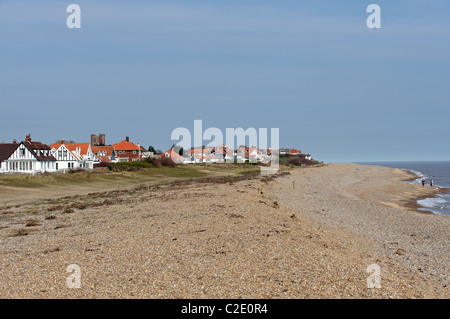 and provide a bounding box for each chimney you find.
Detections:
[13,139,16,143]
[126,136,129,142]
[61,139,65,144]
[25,134,31,143]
